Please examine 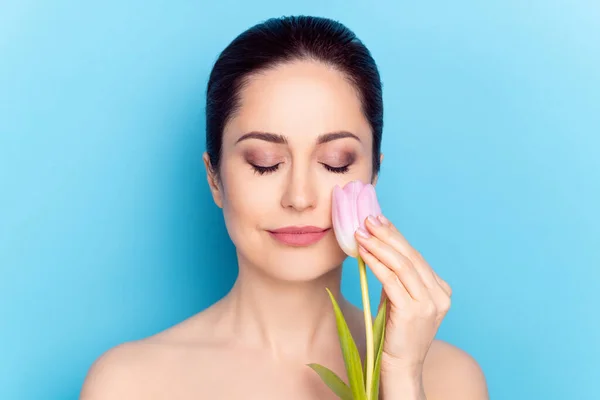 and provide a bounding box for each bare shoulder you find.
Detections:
[79,340,160,399]
[422,339,489,400]
[79,309,220,399]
